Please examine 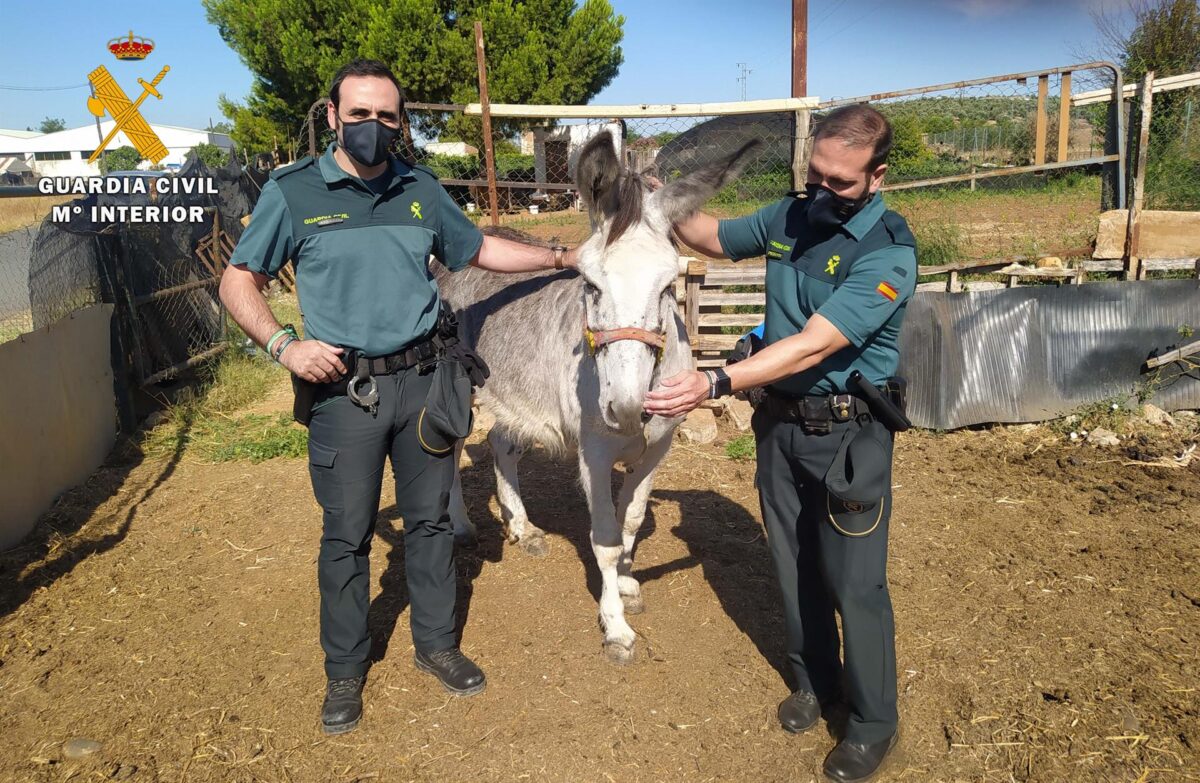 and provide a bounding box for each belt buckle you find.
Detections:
[416,342,438,374]
[831,394,853,422]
